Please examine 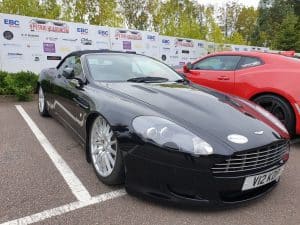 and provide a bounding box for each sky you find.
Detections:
[198,0,260,8]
